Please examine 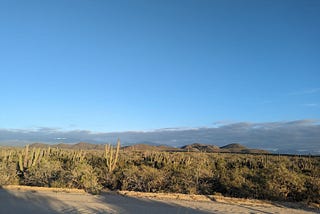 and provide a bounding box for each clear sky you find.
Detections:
[0,0,319,132]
